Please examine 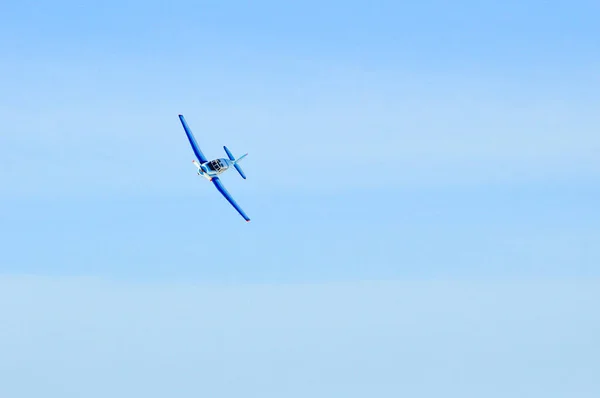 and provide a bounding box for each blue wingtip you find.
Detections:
[178,114,208,163]
[211,177,251,222]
